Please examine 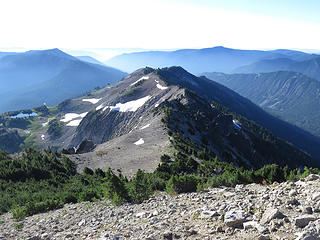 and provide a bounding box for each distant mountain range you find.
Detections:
[0,49,126,113]
[234,56,320,81]
[76,56,105,65]
[1,67,319,170]
[105,46,317,74]
[204,71,320,138]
